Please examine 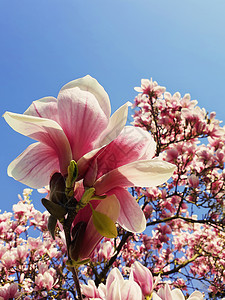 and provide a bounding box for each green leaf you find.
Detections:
[41,198,67,220]
[92,209,118,238]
